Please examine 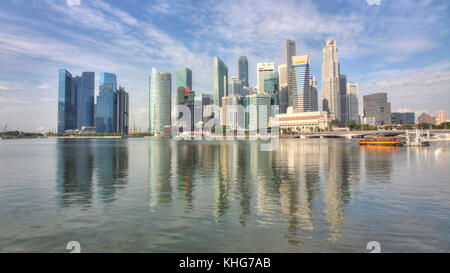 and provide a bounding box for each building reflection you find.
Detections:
[174,142,196,210]
[56,139,94,208]
[96,139,129,203]
[362,146,396,183]
[147,139,172,207]
[213,142,231,221]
